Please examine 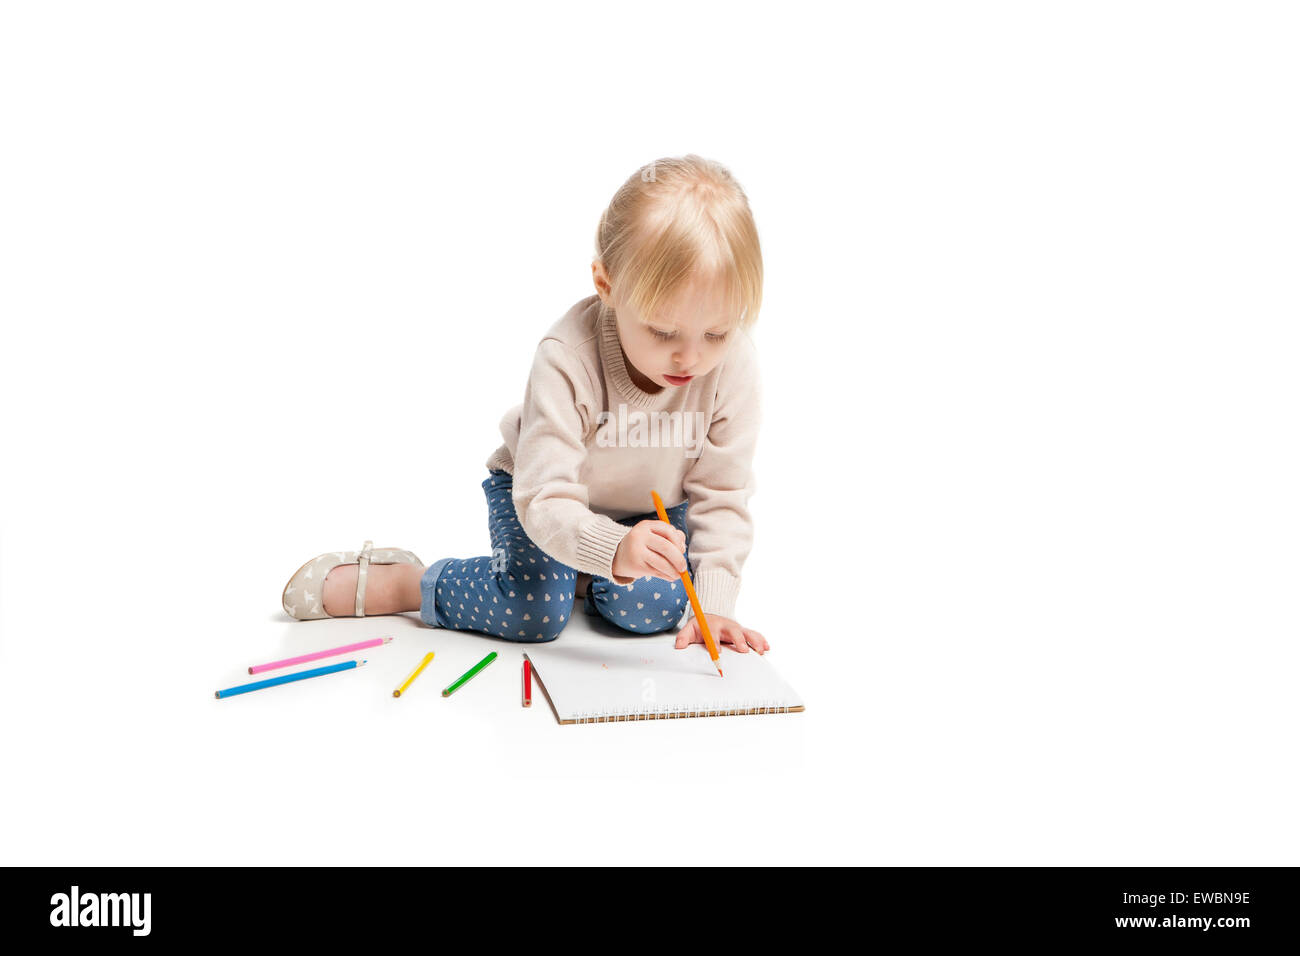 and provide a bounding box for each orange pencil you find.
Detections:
[651,490,723,677]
